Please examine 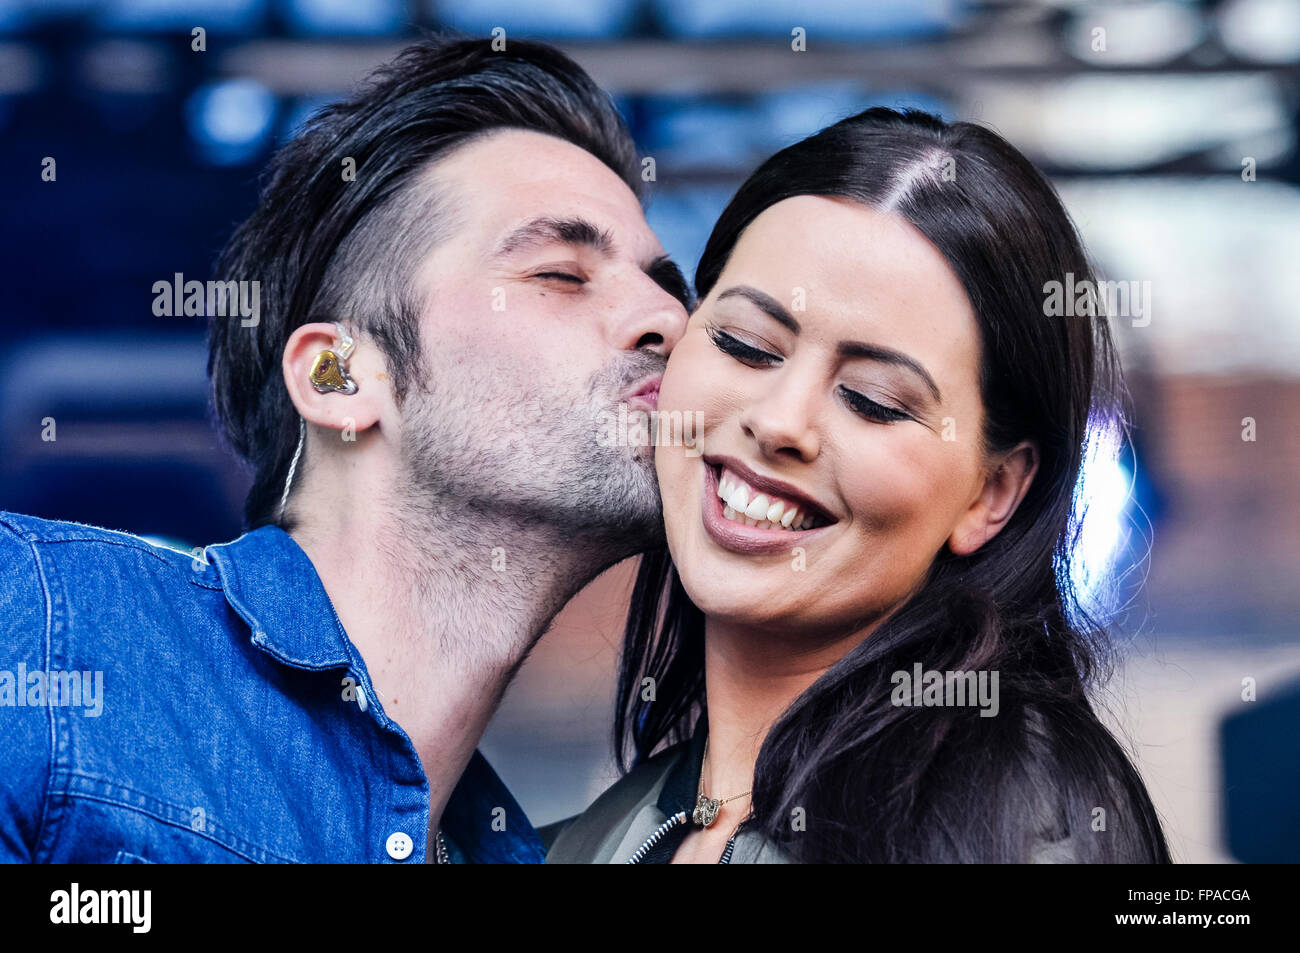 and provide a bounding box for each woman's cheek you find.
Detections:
[664,382,747,461]
[837,438,928,531]
[834,444,963,583]
[663,327,724,395]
